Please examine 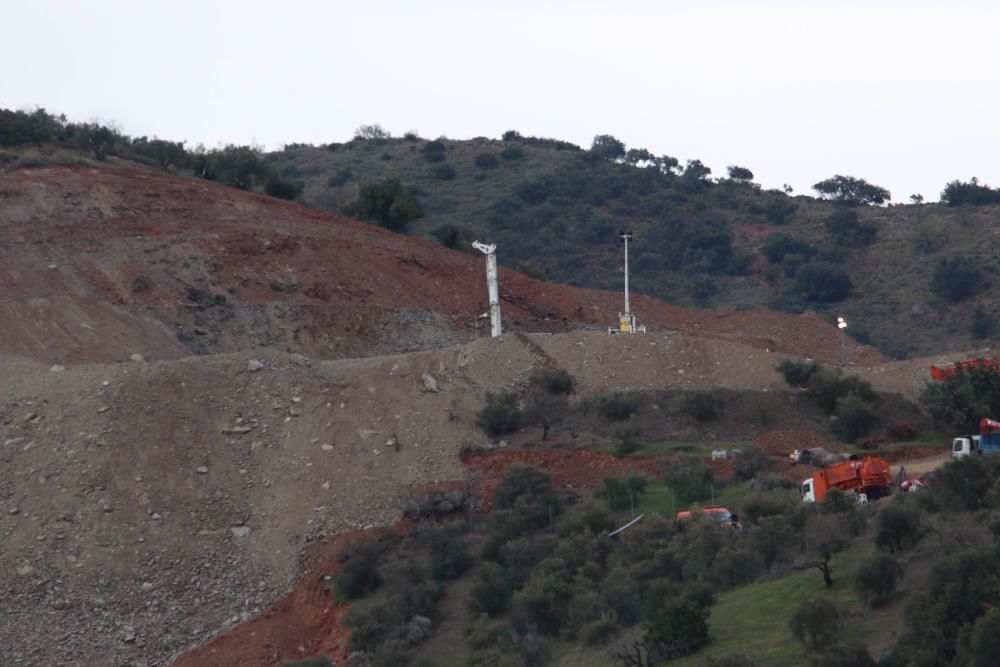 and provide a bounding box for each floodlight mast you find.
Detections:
[837,317,848,366]
[622,231,632,316]
[609,231,645,334]
[472,240,502,337]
